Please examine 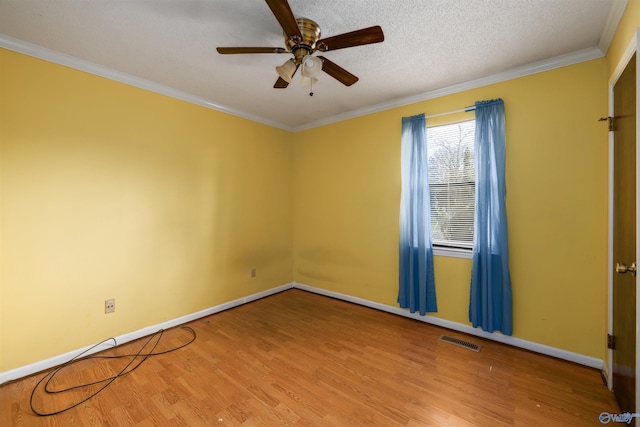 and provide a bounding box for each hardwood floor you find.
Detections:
[1,289,619,426]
